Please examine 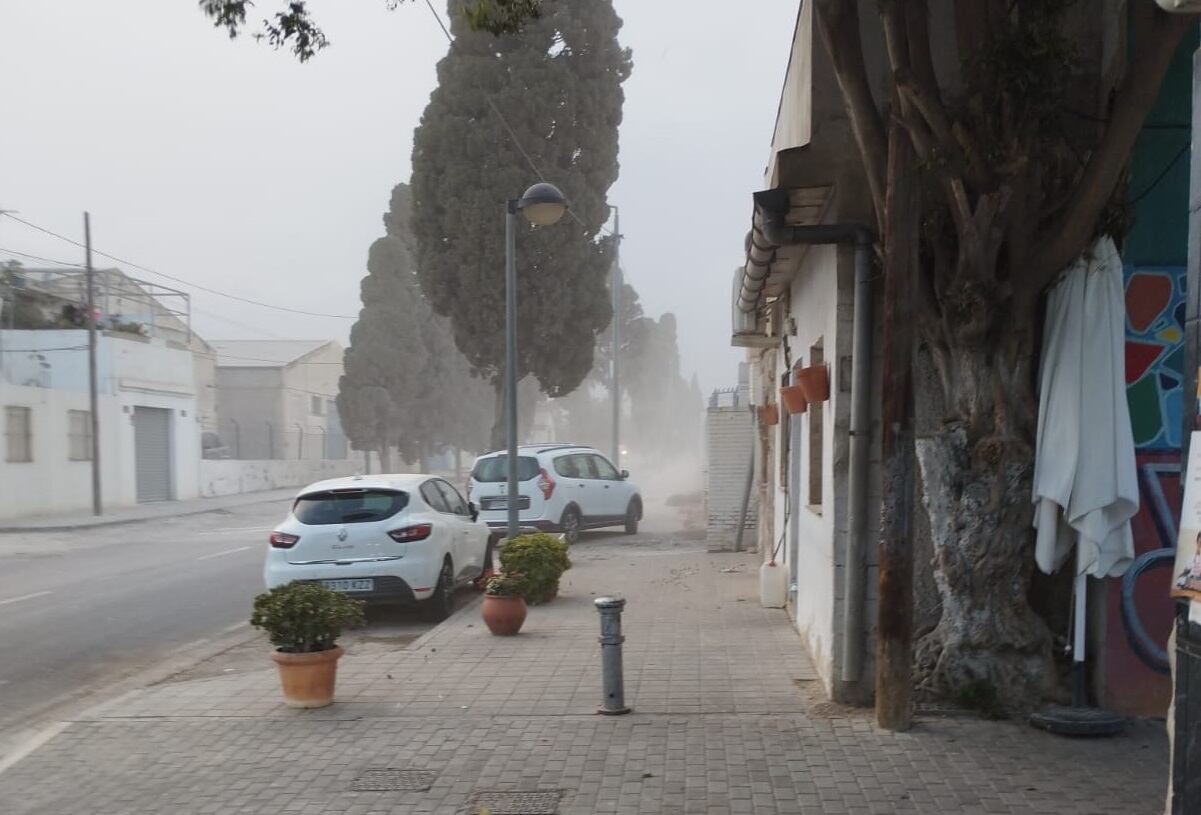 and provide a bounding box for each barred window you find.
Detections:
[5,406,32,463]
[68,409,92,461]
